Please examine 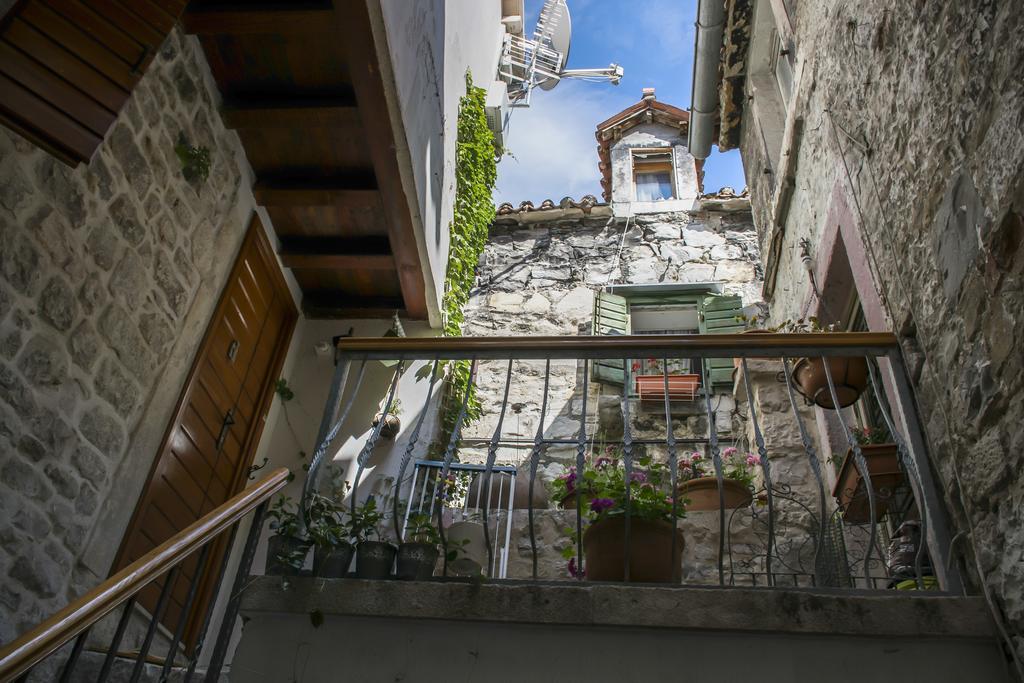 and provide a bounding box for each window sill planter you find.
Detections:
[446,521,487,577]
[582,517,683,583]
[265,535,308,576]
[634,374,699,402]
[678,477,753,511]
[355,541,397,579]
[790,356,868,409]
[396,542,440,580]
[832,443,906,524]
[313,542,354,578]
[372,412,401,439]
